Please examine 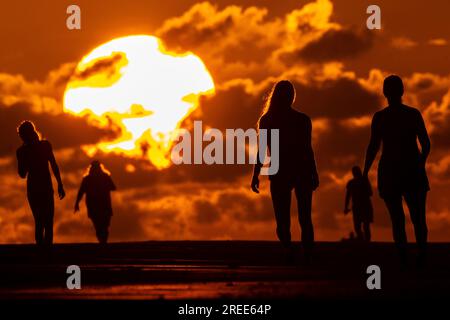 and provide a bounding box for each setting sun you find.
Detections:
[63,35,215,168]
